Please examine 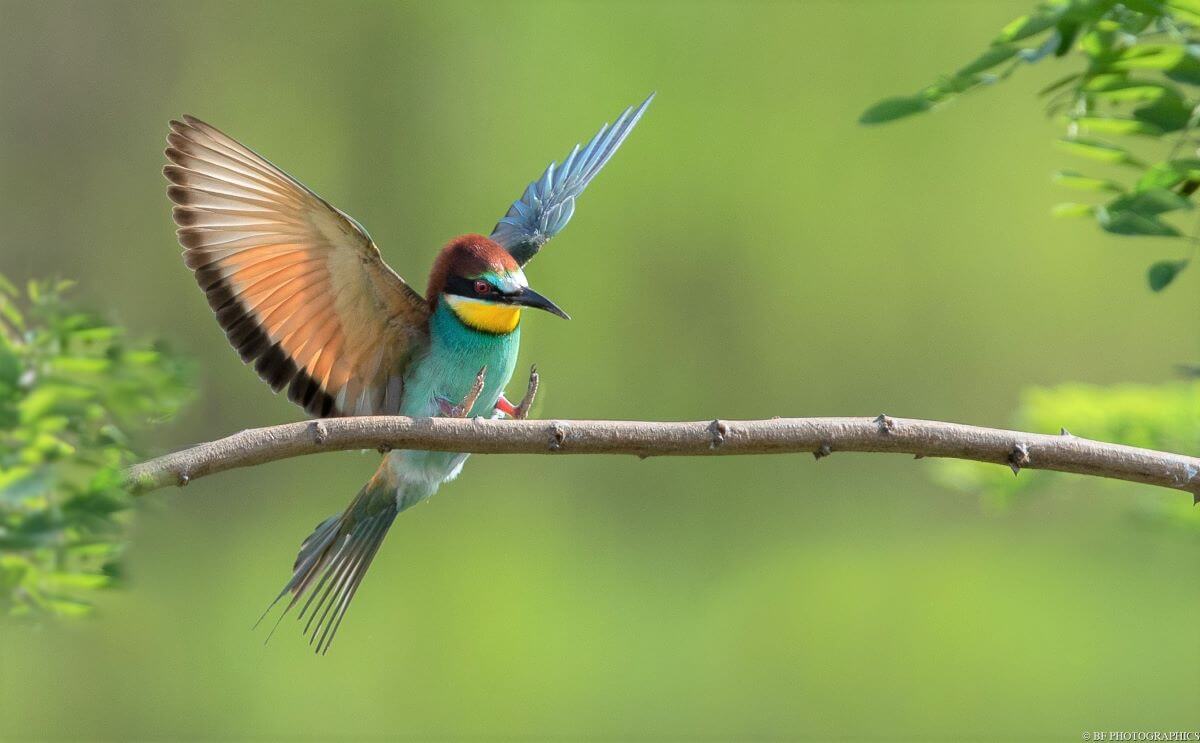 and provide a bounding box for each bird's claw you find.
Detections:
[496,365,539,419]
[436,366,488,418]
[512,365,539,419]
